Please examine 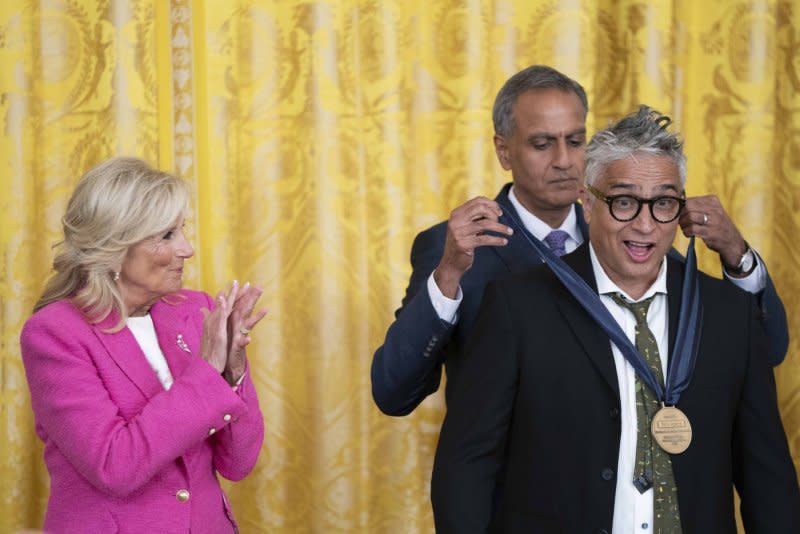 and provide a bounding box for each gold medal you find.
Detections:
[651,404,692,454]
